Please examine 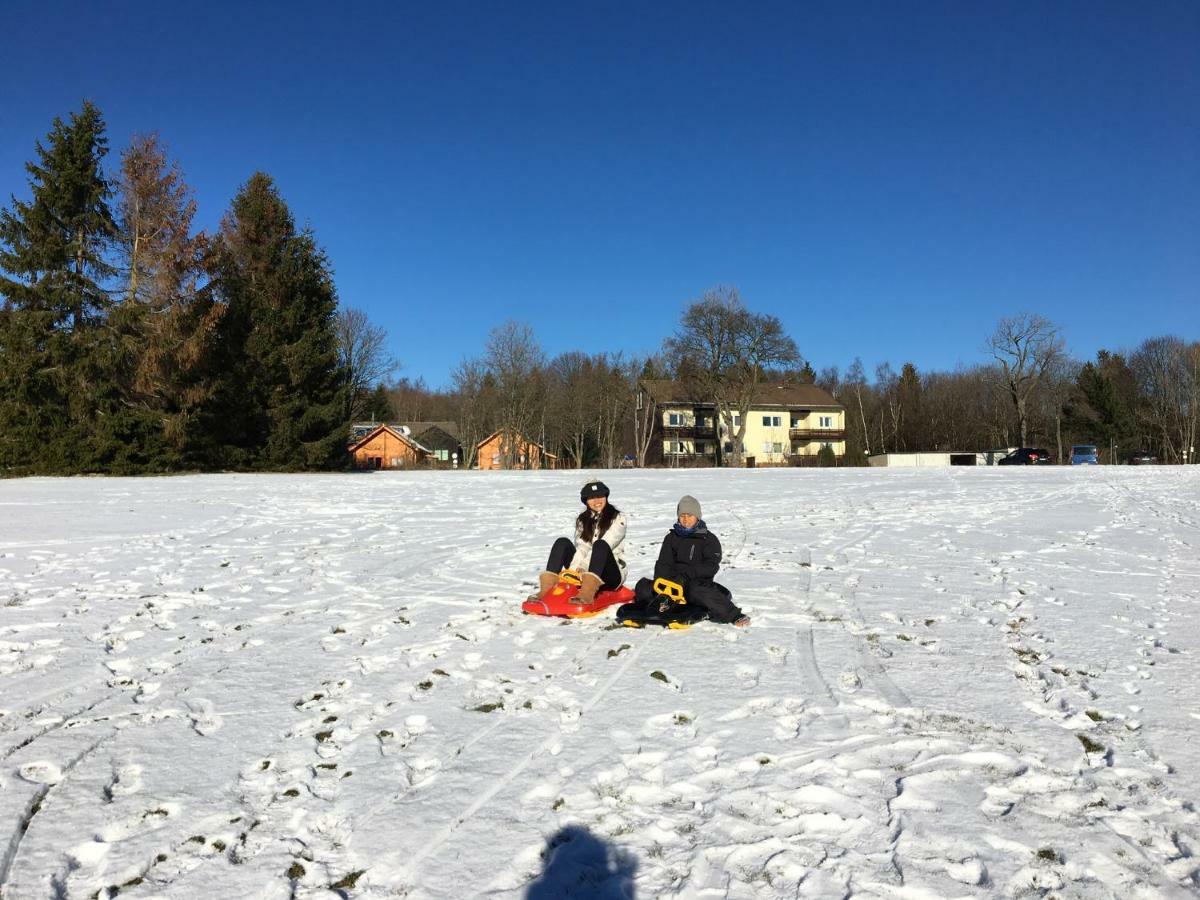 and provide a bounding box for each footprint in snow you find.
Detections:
[765,644,789,665]
[18,760,63,784]
[187,699,223,736]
